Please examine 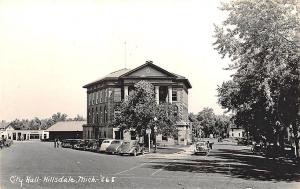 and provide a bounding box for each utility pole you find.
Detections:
[124,41,127,68]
